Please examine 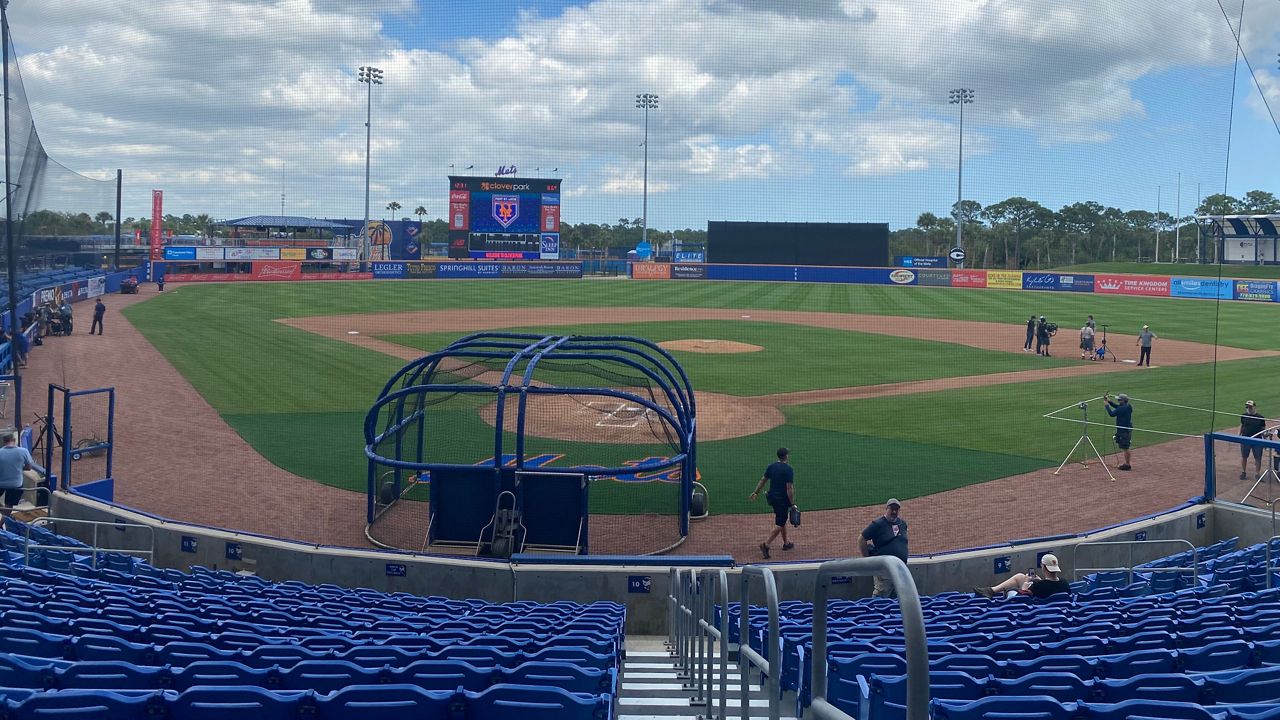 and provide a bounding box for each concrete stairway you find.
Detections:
[617,635,797,720]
